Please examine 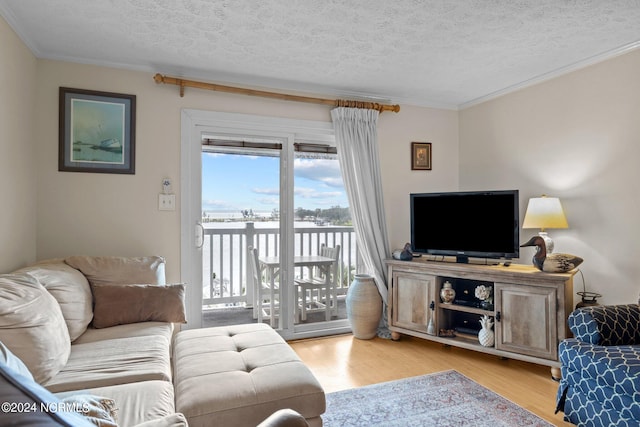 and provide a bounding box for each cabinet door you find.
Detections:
[391,272,437,334]
[494,283,558,360]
